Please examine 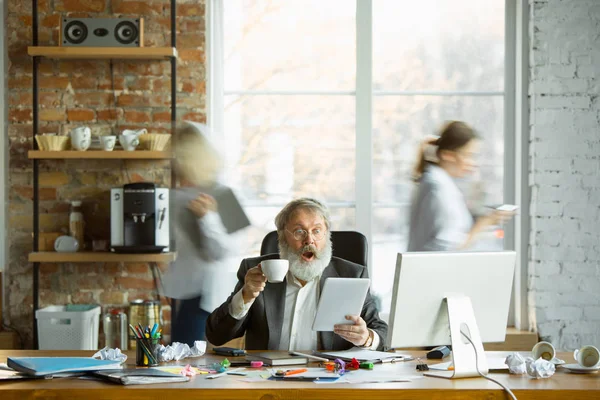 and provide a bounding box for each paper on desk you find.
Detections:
[0,369,47,381]
[153,366,208,375]
[315,369,422,384]
[238,371,272,382]
[429,355,509,371]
